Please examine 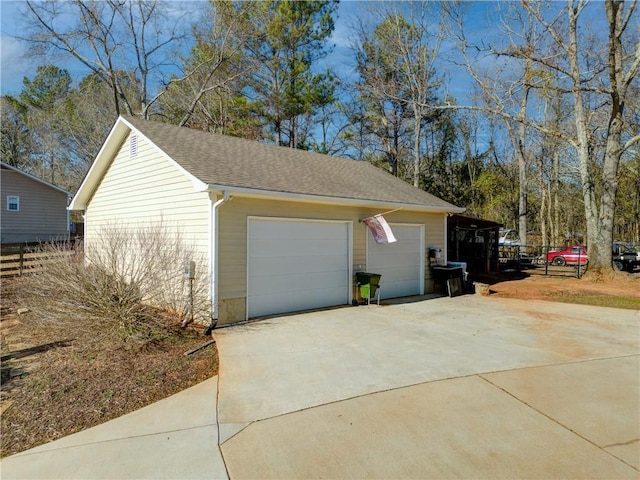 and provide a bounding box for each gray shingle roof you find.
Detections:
[123,116,461,211]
